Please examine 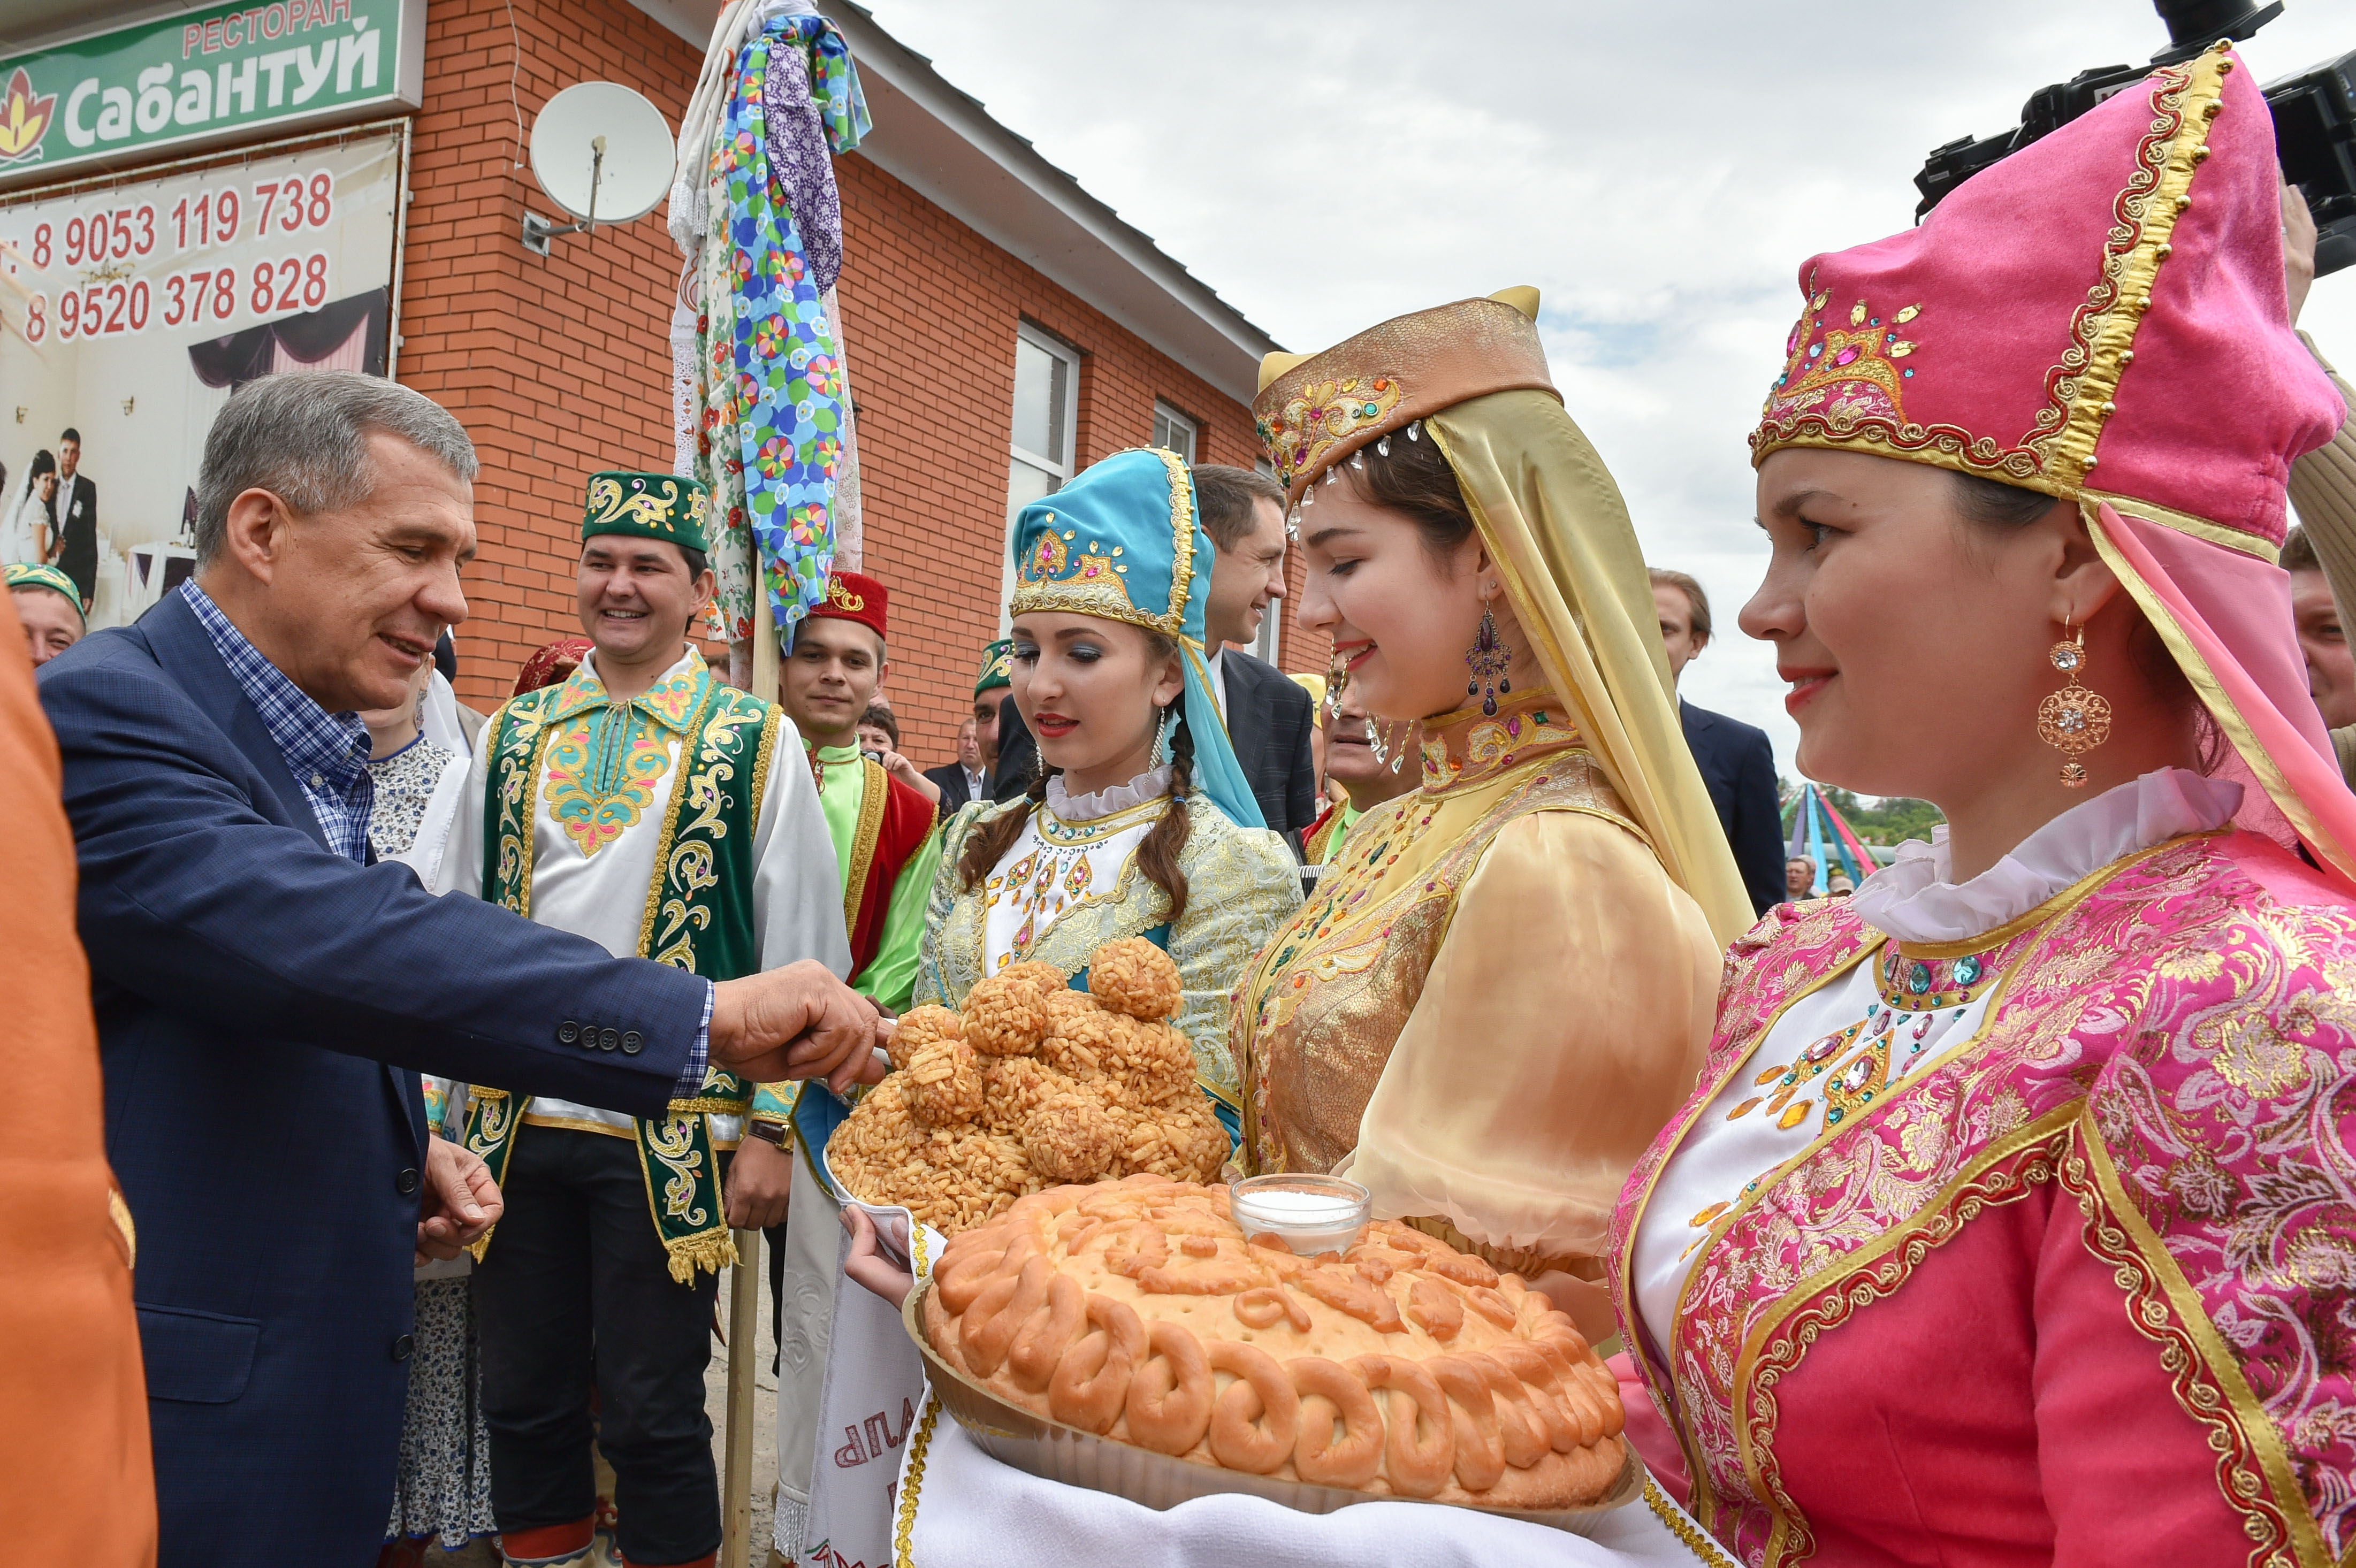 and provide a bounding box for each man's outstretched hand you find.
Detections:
[711,959,888,1090]
[417,1135,502,1264]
